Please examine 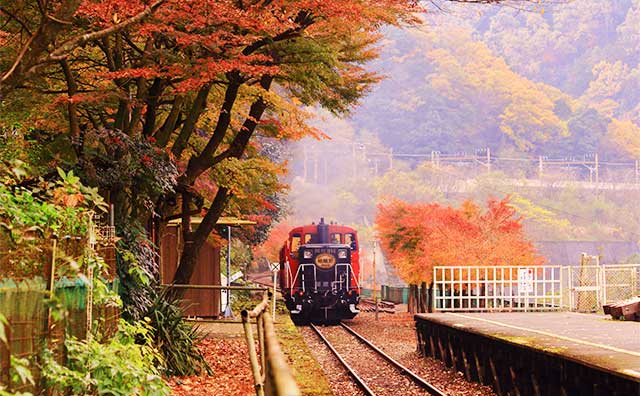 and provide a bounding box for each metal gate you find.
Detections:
[433,263,640,313]
[433,265,562,312]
